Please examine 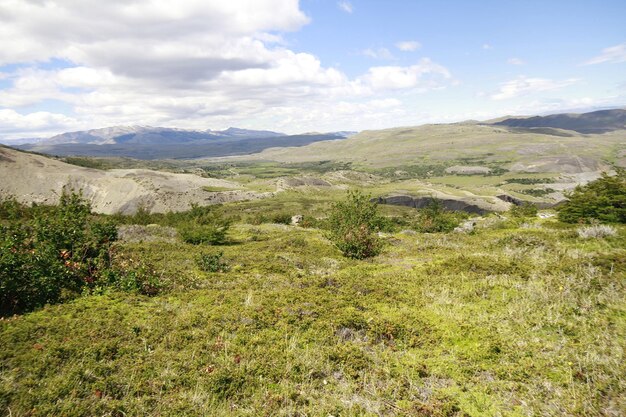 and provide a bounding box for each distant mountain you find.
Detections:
[0,137,47,146]
[42,126,286,146]
[211,127,285,139]
[327,131,358,138]
[491,109,626,134]
[18,131,346,160]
